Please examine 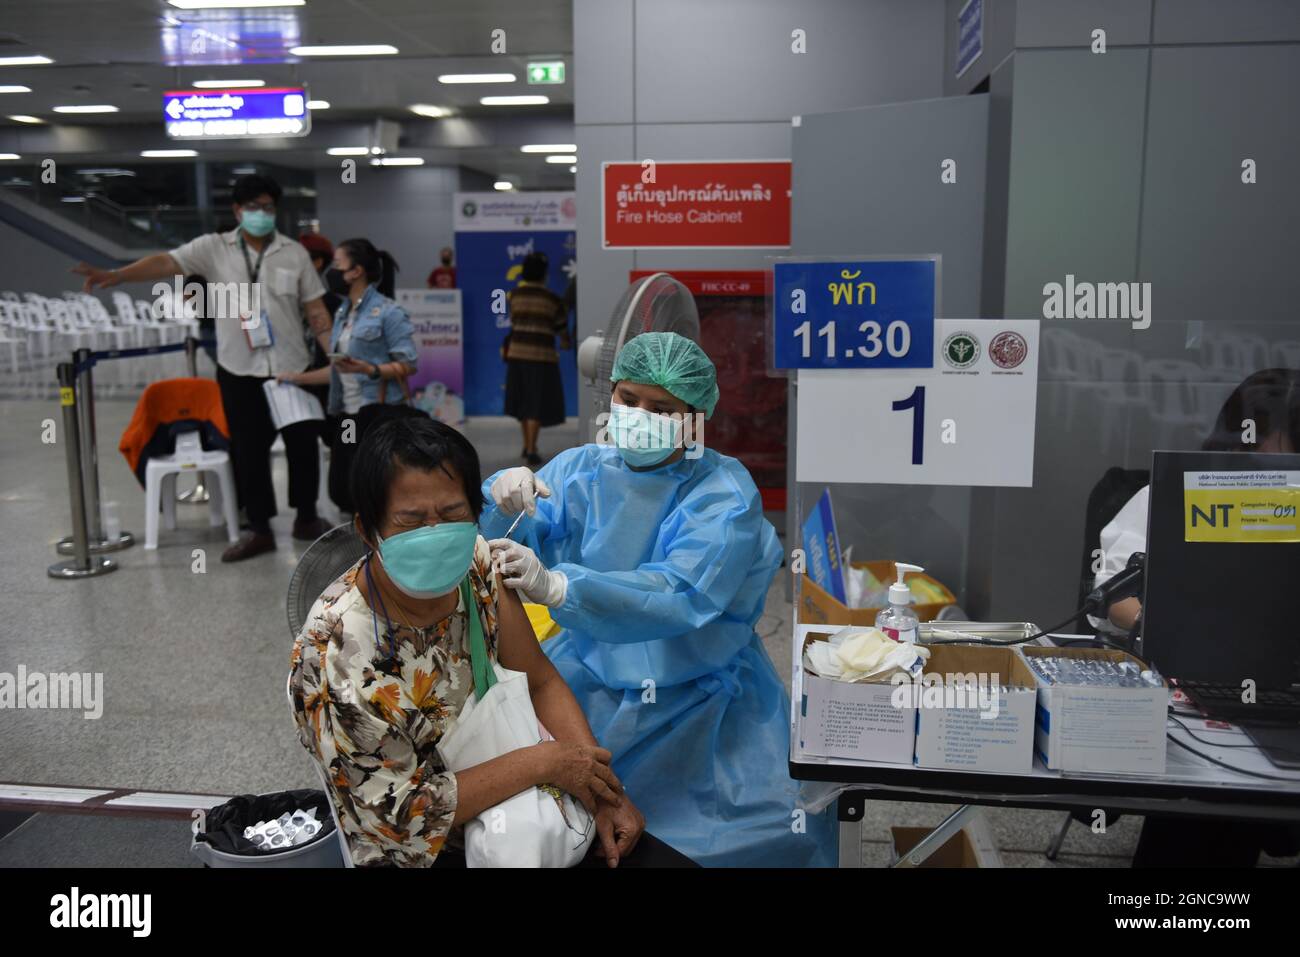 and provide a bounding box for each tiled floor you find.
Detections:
[0,391,1244,868]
